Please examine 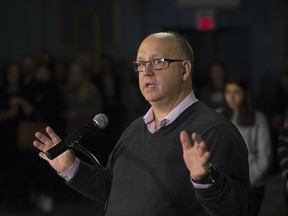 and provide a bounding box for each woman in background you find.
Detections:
[219,75,272,216]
